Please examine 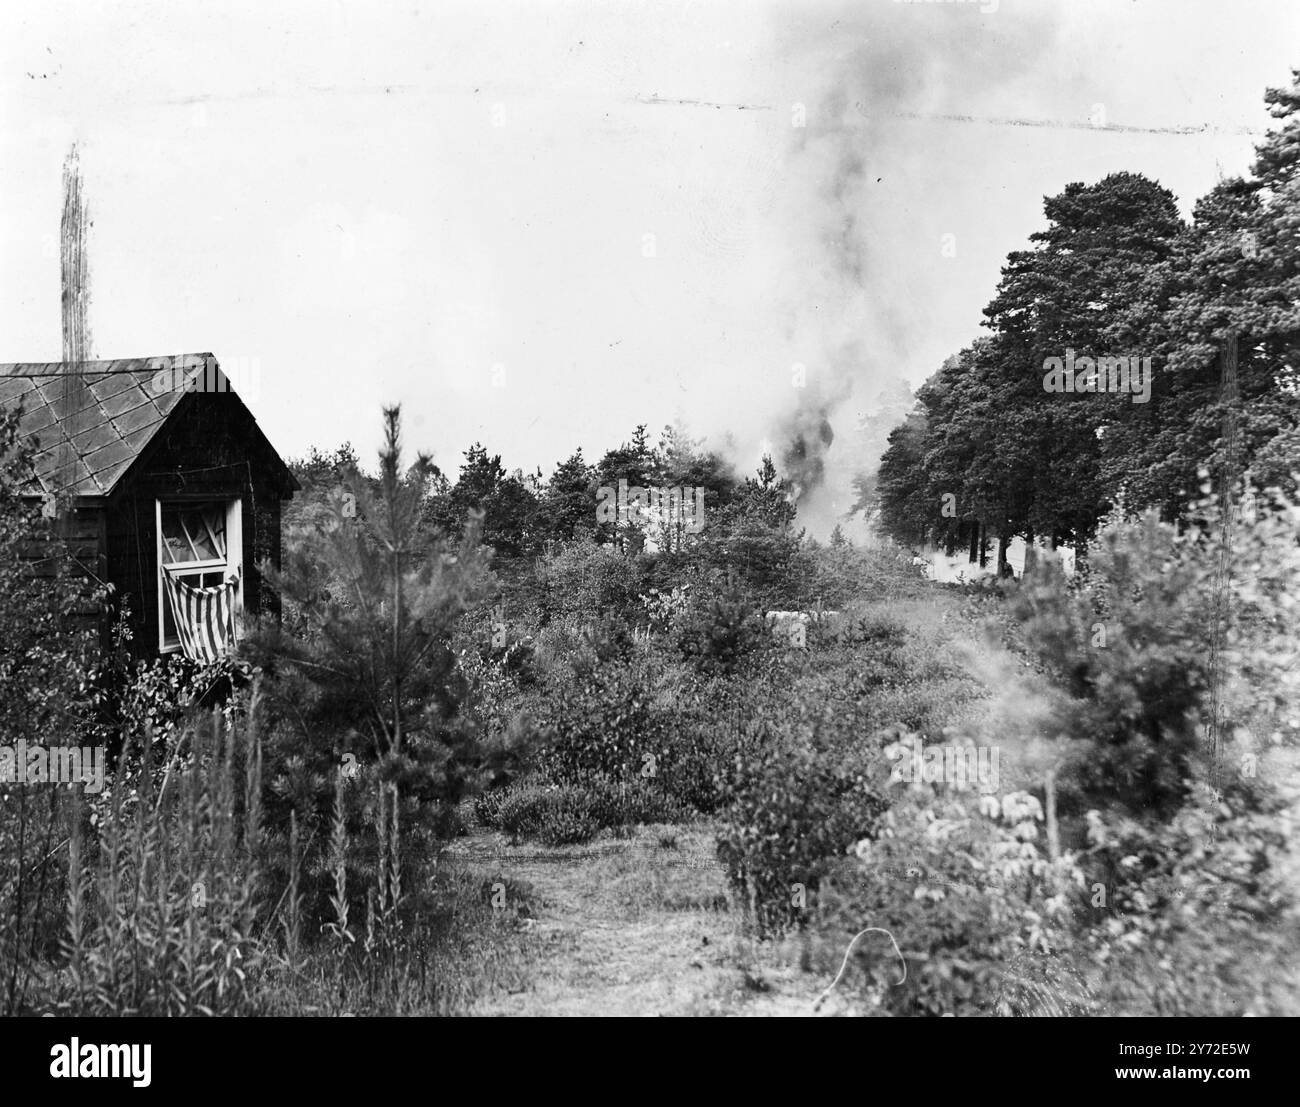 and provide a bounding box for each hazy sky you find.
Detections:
[1,0,1296,504]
